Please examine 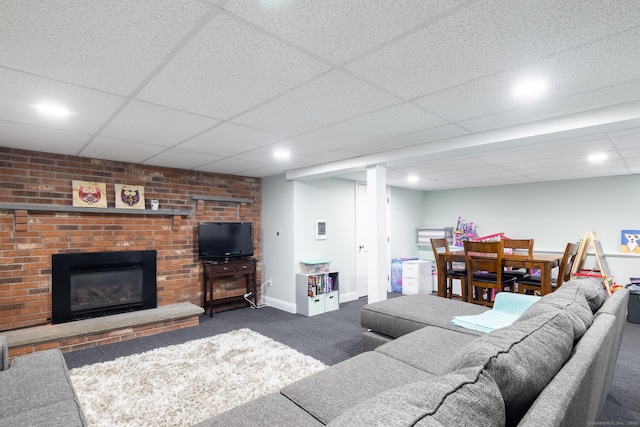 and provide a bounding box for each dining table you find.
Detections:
[436,251,563,299]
